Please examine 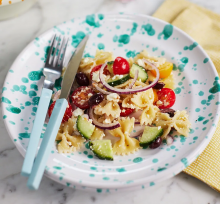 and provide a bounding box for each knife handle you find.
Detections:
[21,88,52,177]
[27,98,67,190]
